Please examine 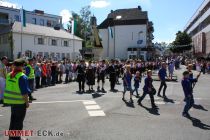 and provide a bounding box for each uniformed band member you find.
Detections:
[4,59,30,140]
[108,60,117,92]
[157,62,168,98]
[25,58,36,102]
[138,70,158,108]
[76,60,86,93]
[97,60,106,92]
[181,71,199,118]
